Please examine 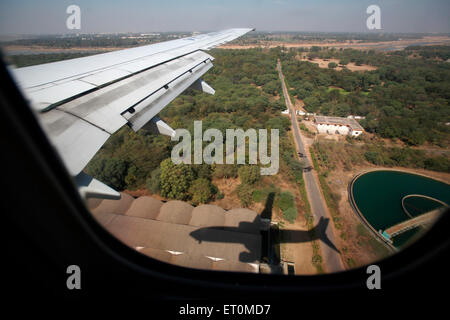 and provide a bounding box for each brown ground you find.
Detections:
[298,57,377,72]
[293,97,305,112]
[210,165,316,274]
[2,45,123,54]
[210,177,242,210]
[279,222,316,275]
[219,36,450,51]
[268,174,317,275]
